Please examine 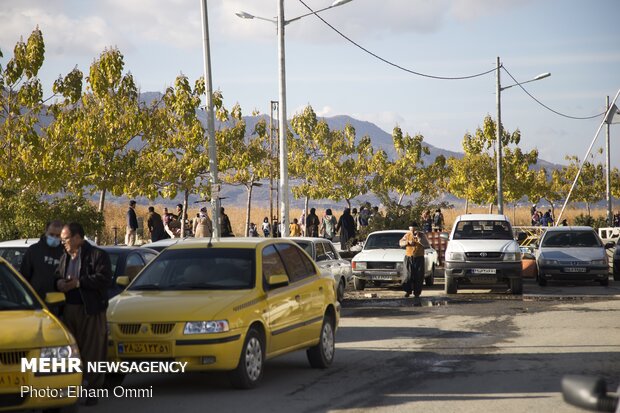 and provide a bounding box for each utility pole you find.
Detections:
[496,56,504,215]
[605,96,612,226]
